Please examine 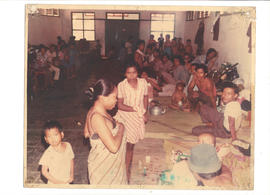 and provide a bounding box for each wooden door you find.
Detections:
[105,20,139,56]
